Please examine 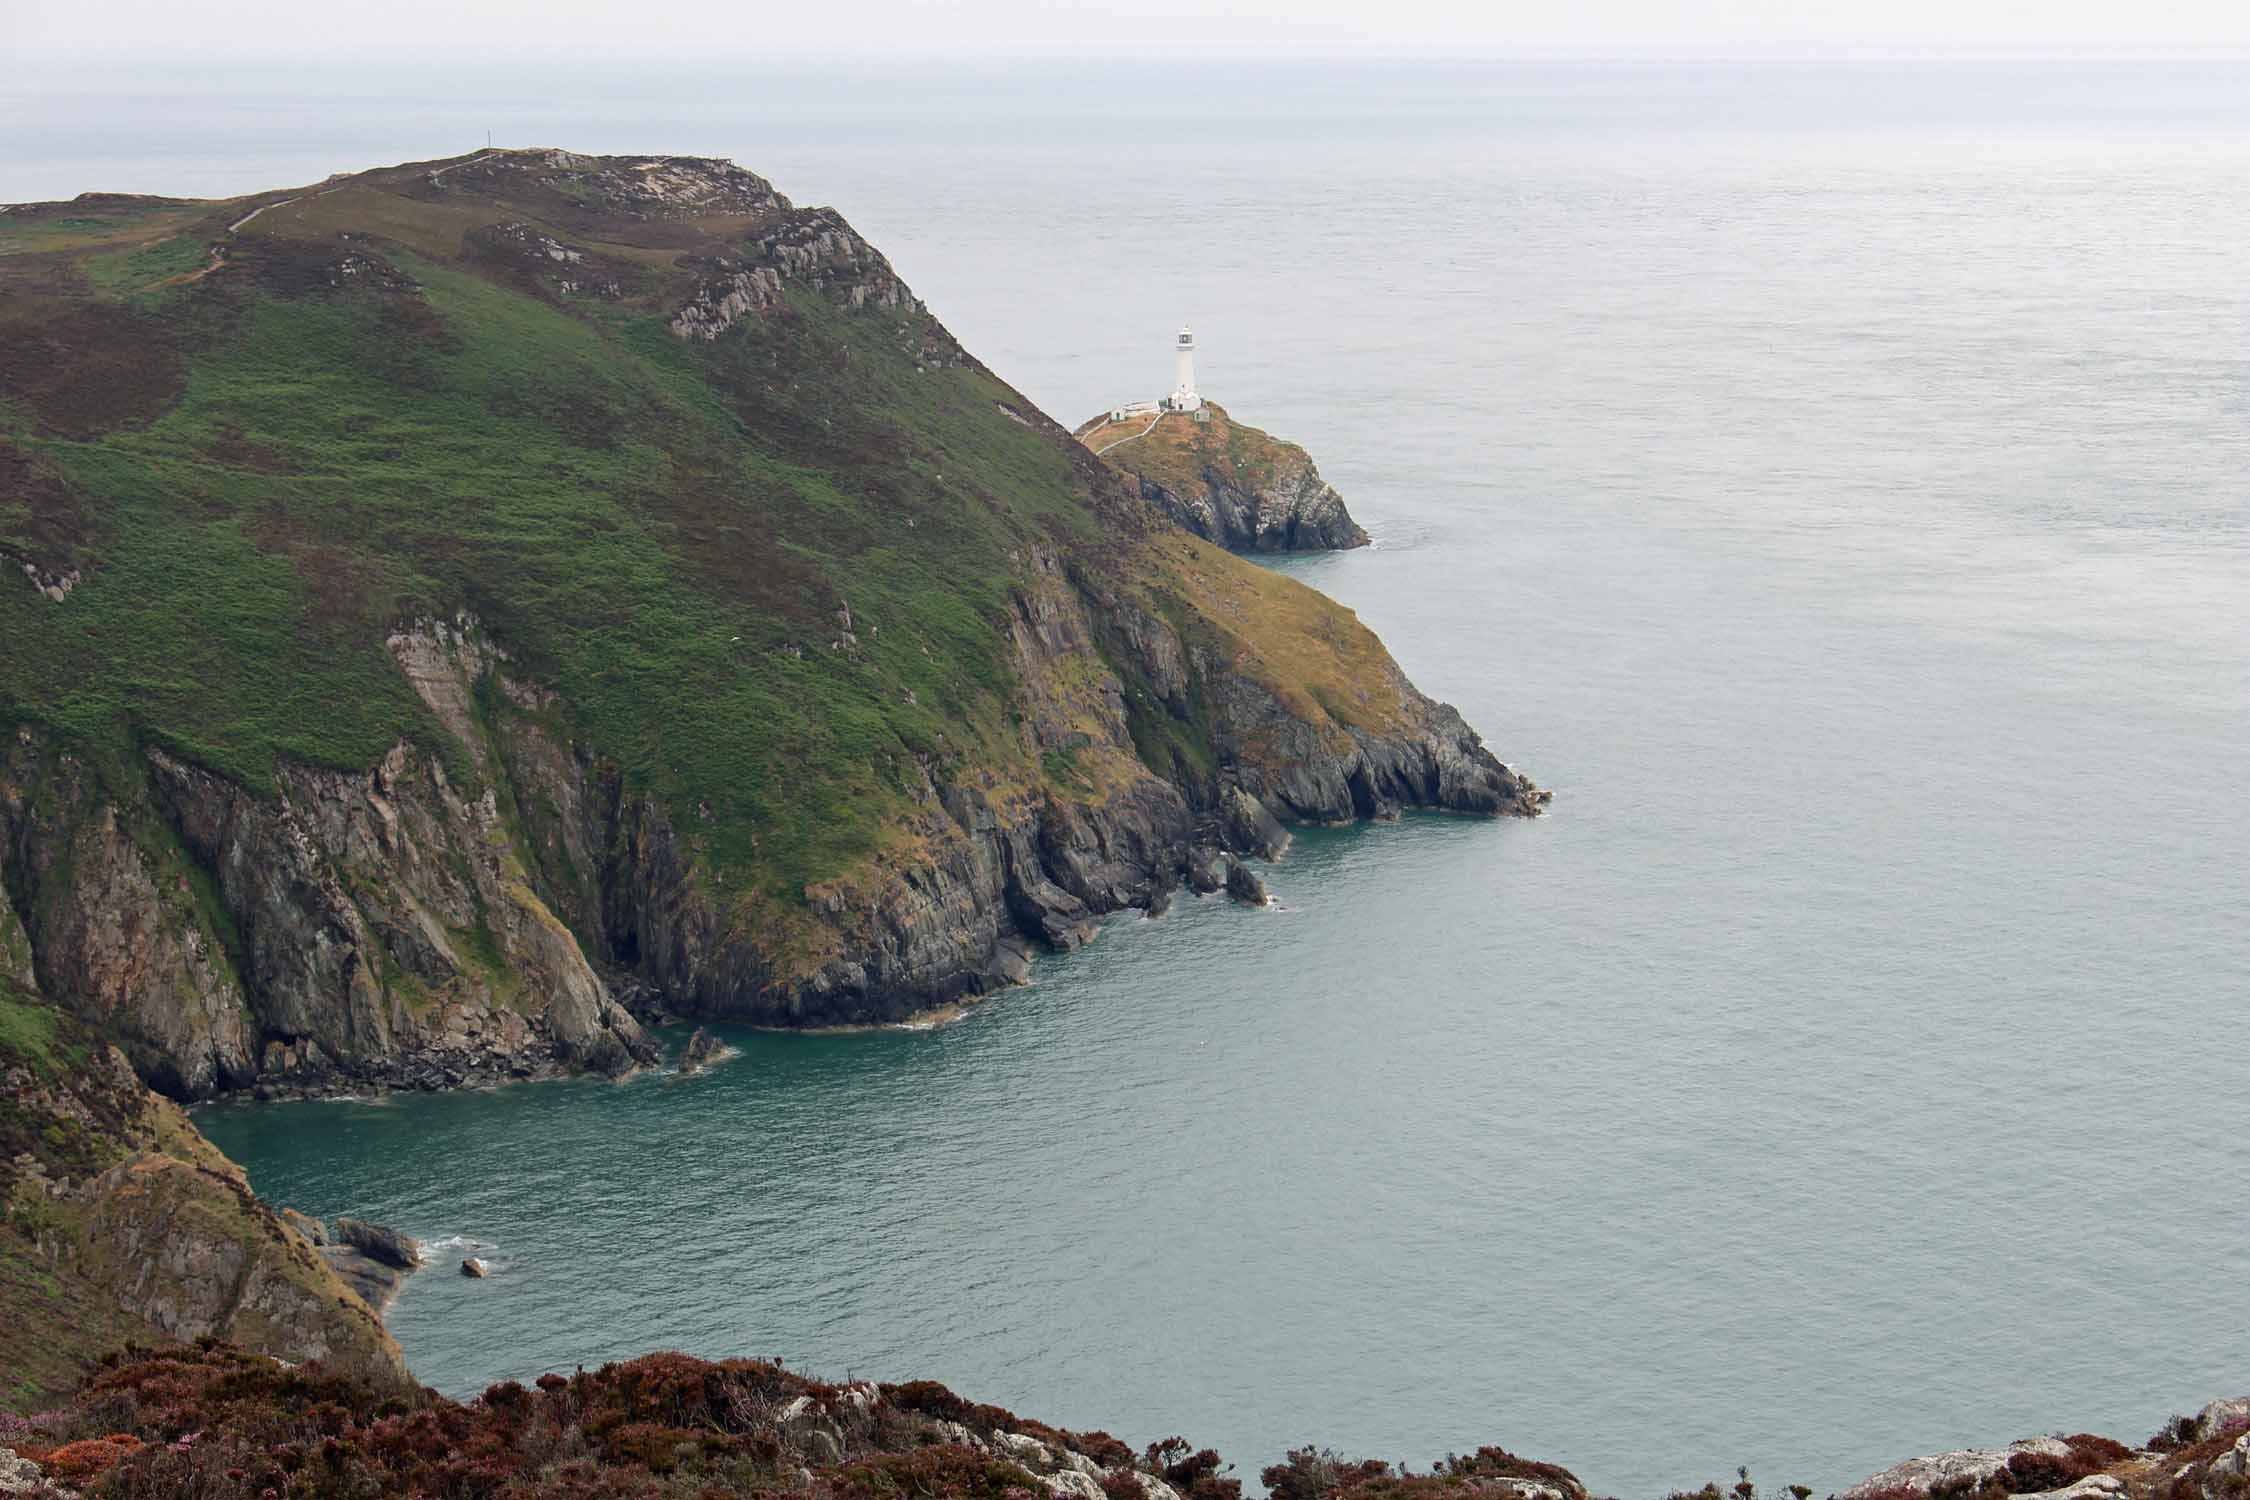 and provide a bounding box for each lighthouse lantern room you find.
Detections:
[1166,326,1204,414]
